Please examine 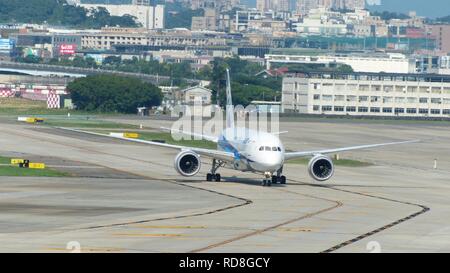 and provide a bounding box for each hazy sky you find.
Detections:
[241,0,449,18]
[368,0,449,18]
